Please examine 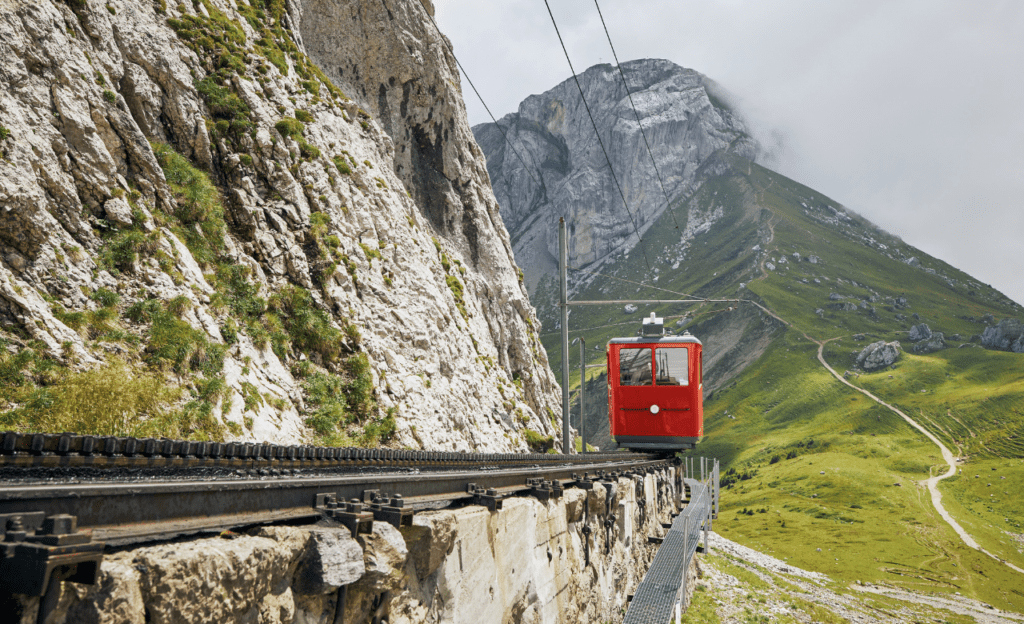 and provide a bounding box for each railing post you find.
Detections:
[704,492,711,556]
[682,512,689,599]
[714,459,720,520]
